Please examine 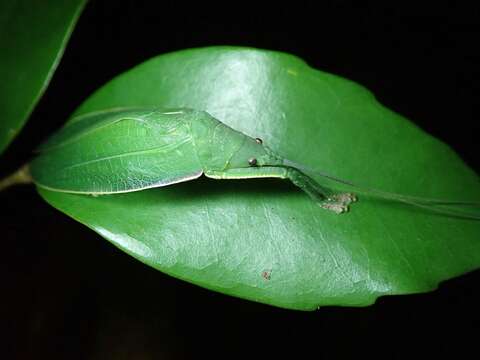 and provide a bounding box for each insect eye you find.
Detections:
[255,138,263,144]
[248,158,258,166]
